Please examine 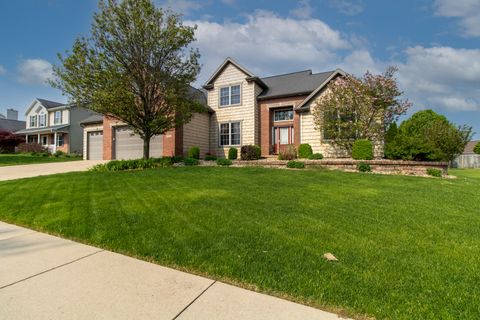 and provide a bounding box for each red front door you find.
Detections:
[272,126,294,154]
